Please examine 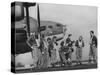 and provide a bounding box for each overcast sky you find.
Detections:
[29,3,97,38]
